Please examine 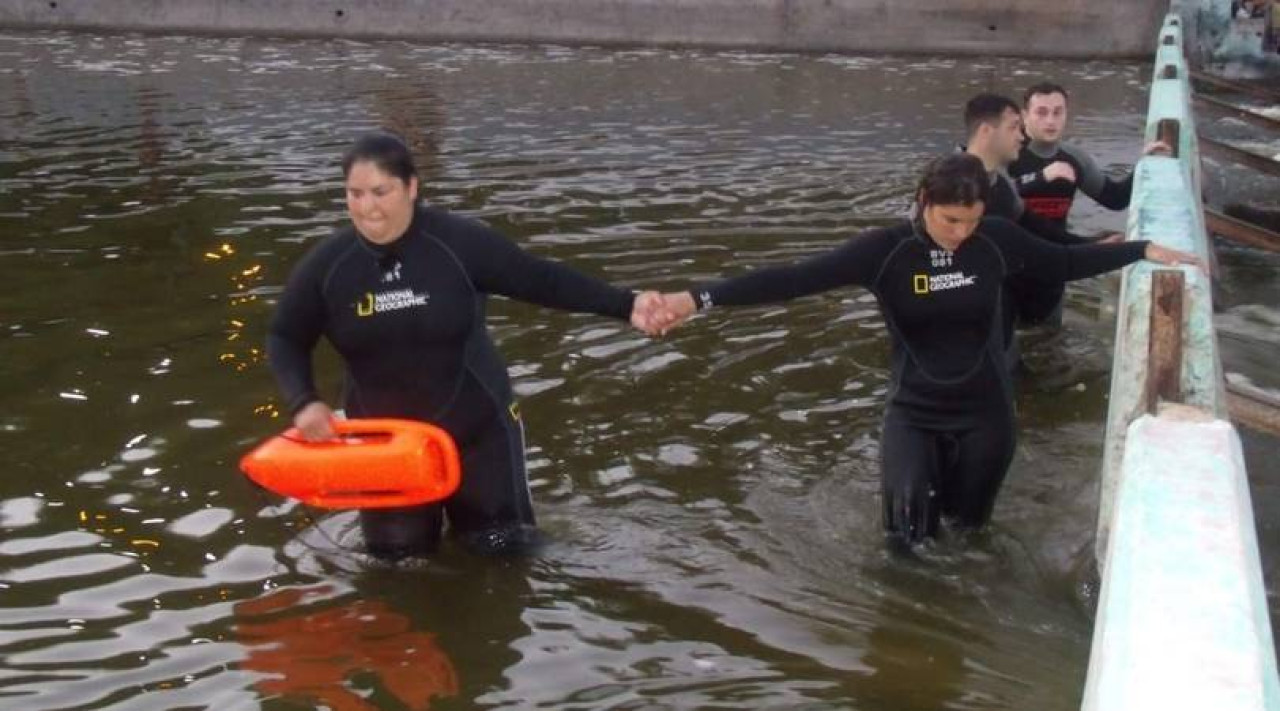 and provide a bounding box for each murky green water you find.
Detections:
[1,30,1277,710]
